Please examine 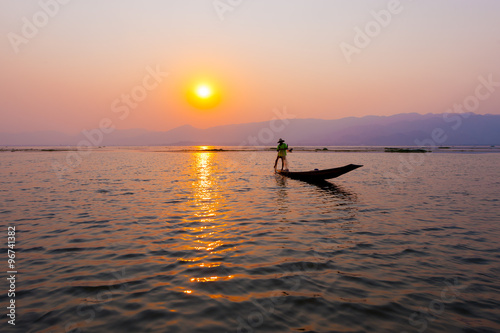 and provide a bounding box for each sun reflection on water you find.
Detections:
[181,152,234,289]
